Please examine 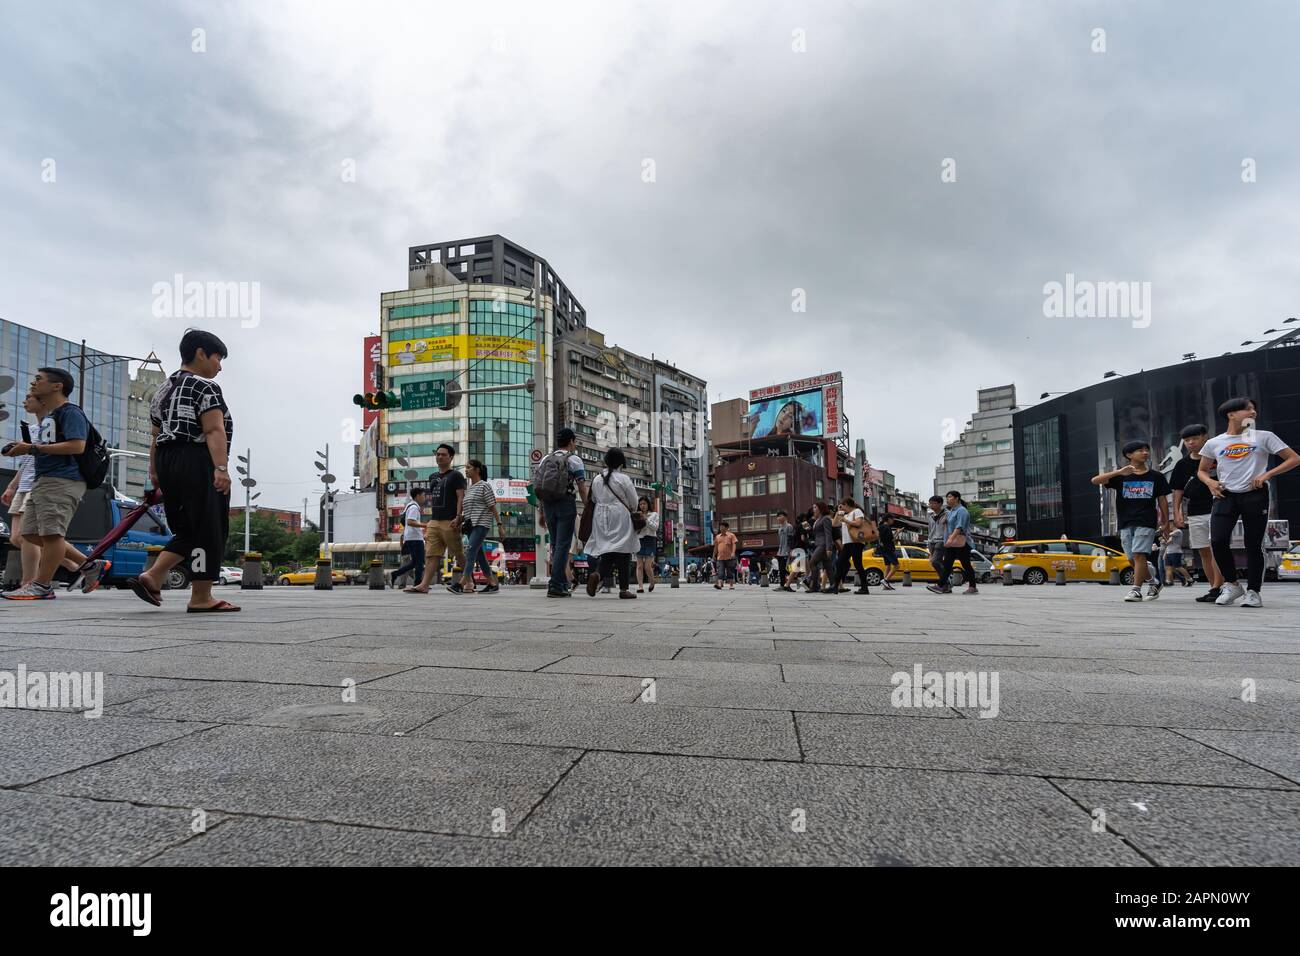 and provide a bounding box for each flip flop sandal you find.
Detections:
[128,577,162,607]
[186,600,241,613]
